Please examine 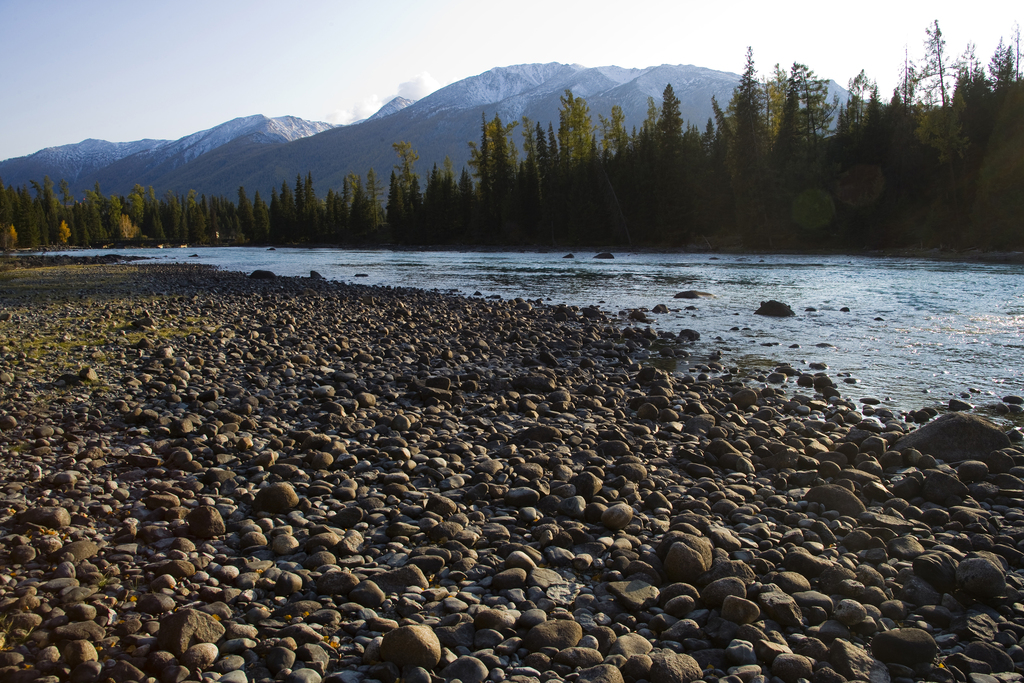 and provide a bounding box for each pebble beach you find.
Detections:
[1,259,1023,683]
